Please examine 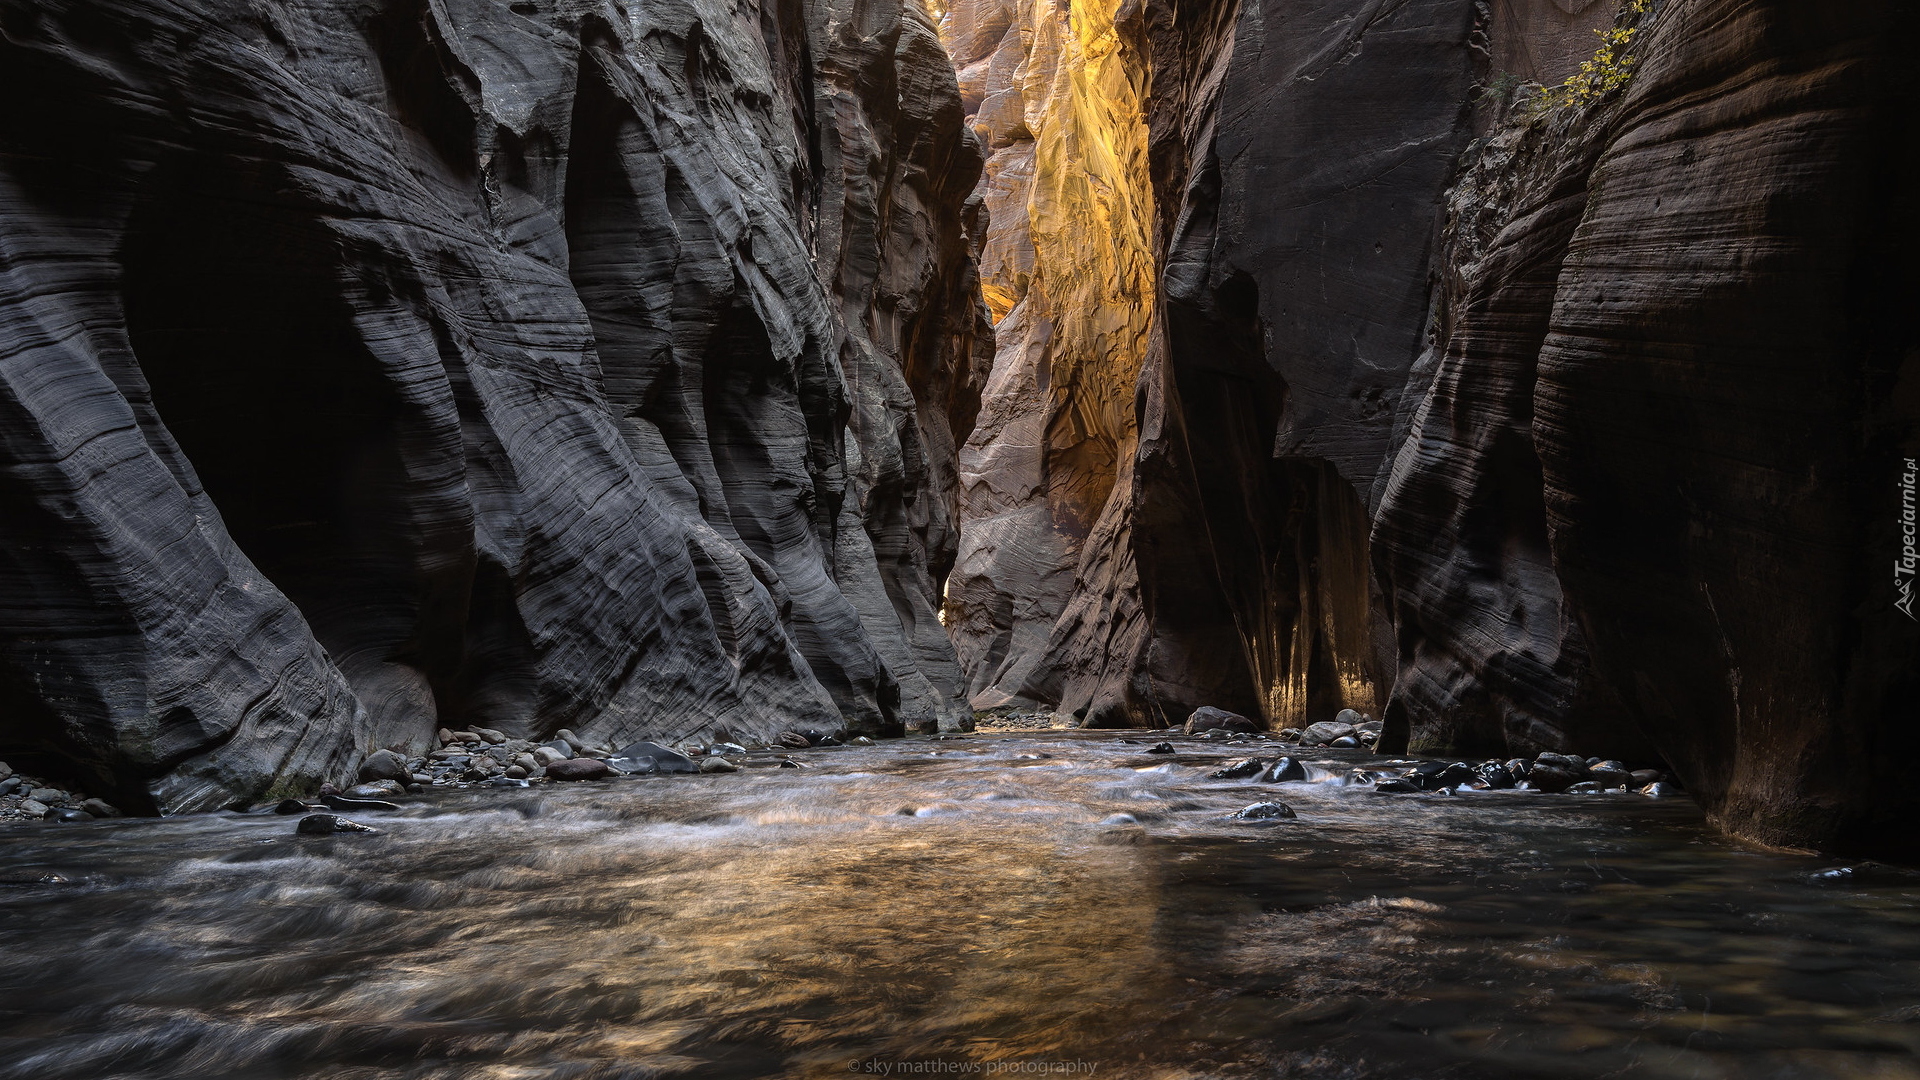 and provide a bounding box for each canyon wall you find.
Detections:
[0,0,988,812]
[937,0,1156,709]
[941,0,1919,854]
